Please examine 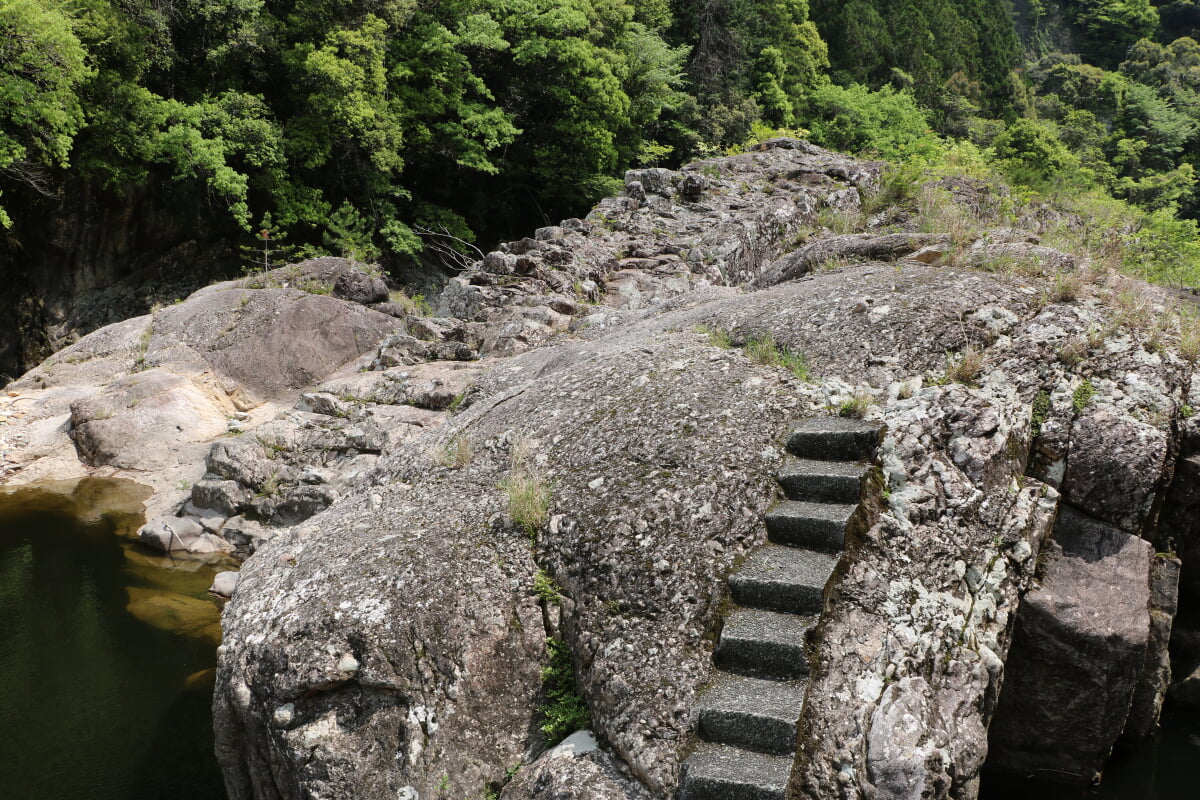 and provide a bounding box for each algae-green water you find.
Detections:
[0,479,229,799]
